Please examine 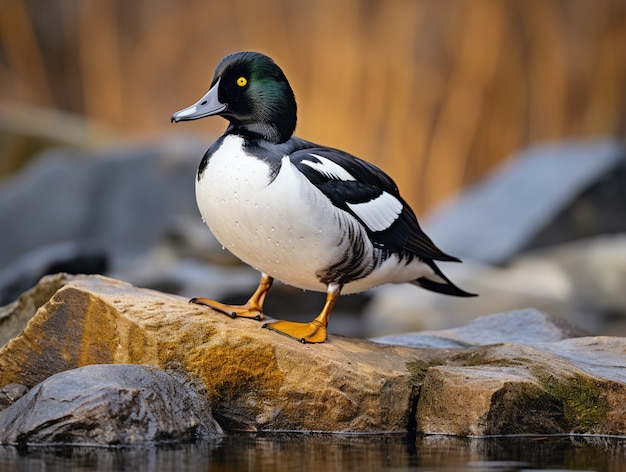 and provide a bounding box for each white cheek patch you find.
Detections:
[302,154,356,181]
[347,191,403,232]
